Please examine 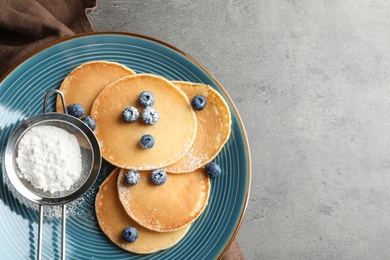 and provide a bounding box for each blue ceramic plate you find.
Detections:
[0,32,250,259]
